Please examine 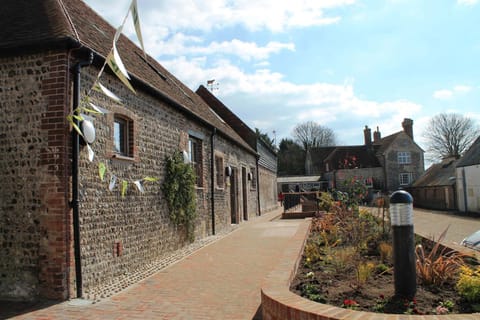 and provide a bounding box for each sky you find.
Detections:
[83,0,480,156]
